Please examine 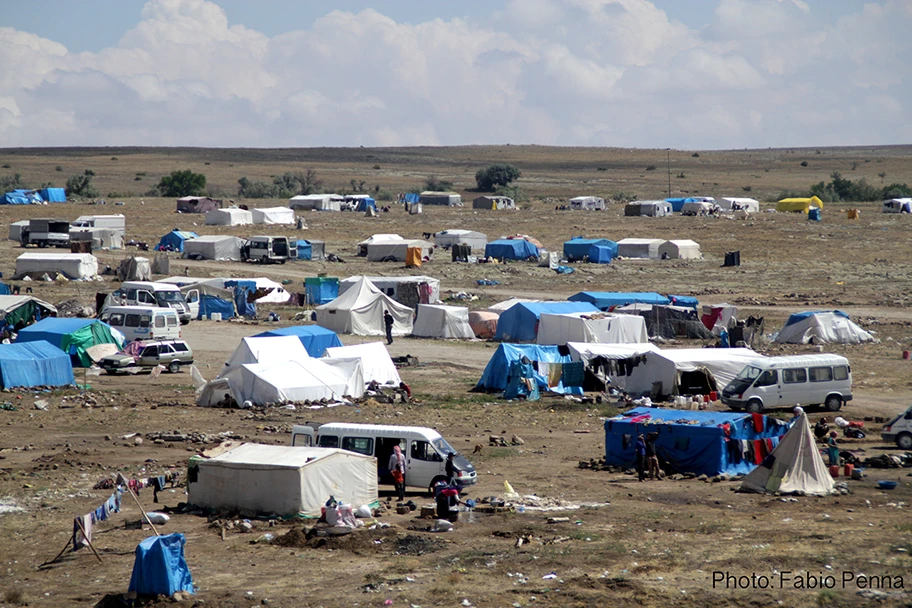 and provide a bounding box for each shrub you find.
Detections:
[0,173,23,191]
[84,169,95,176]
[475,164,520,191]
[425,175,454,191]
[66,173,99,198]
[645,165,657,171]
[55,165,63,172]
[800,161,808,167]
